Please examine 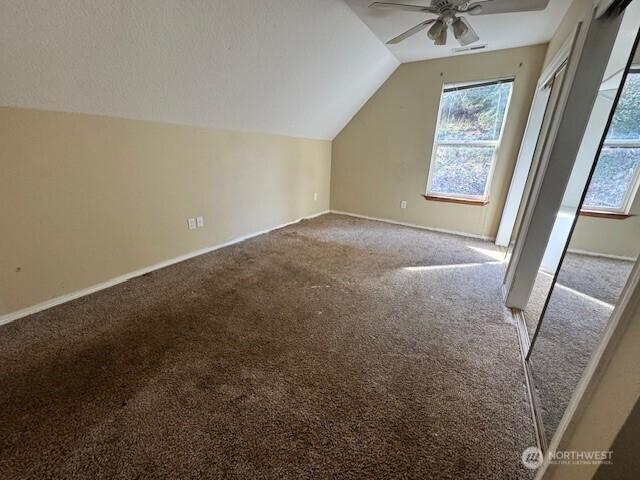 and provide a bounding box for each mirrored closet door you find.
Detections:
[525,4,640,447]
